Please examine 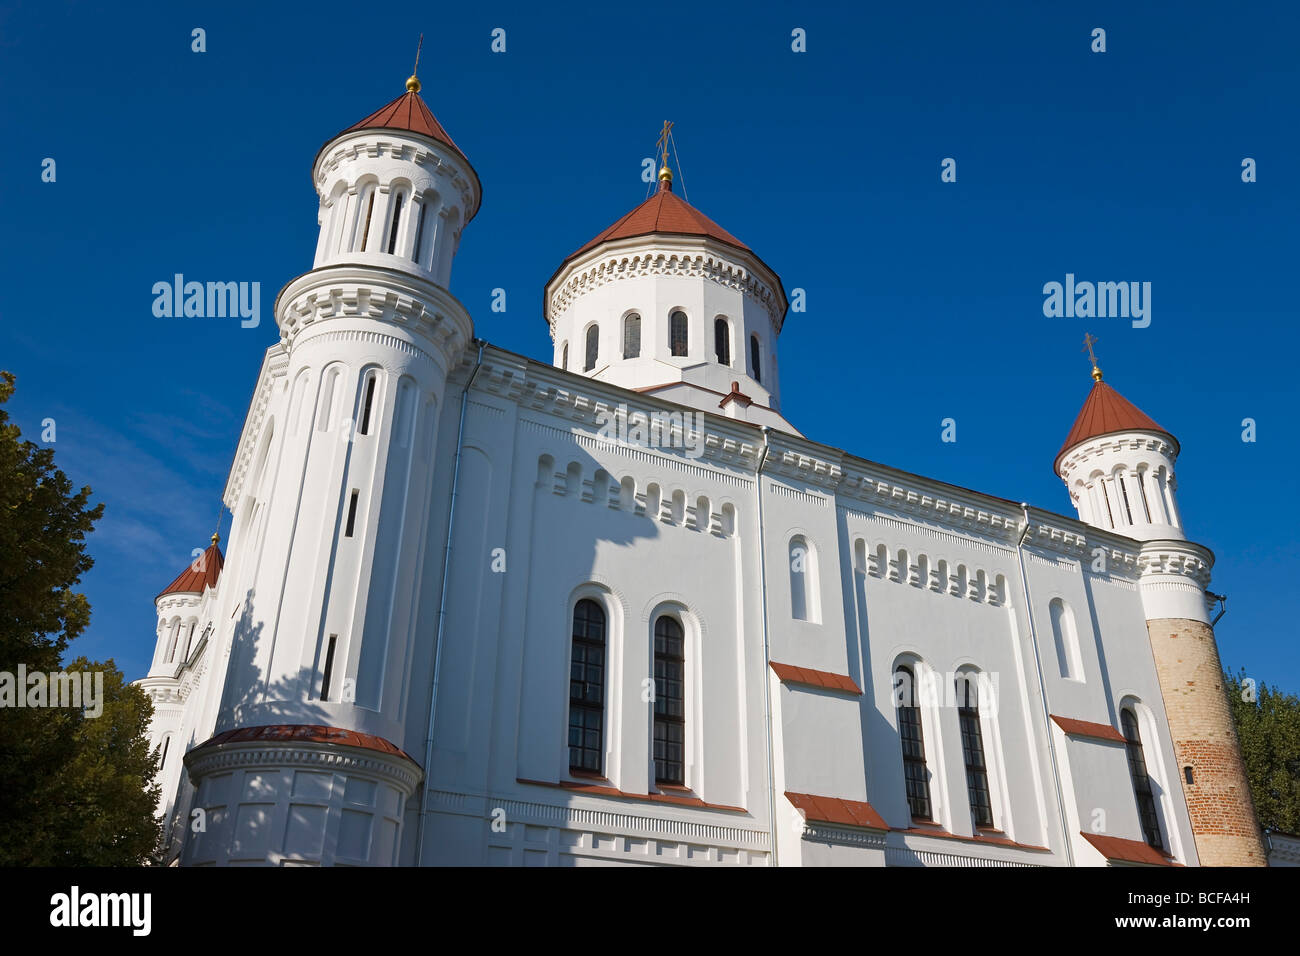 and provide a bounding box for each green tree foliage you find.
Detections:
[1225,667,1300,835]
[0,371,162,865]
